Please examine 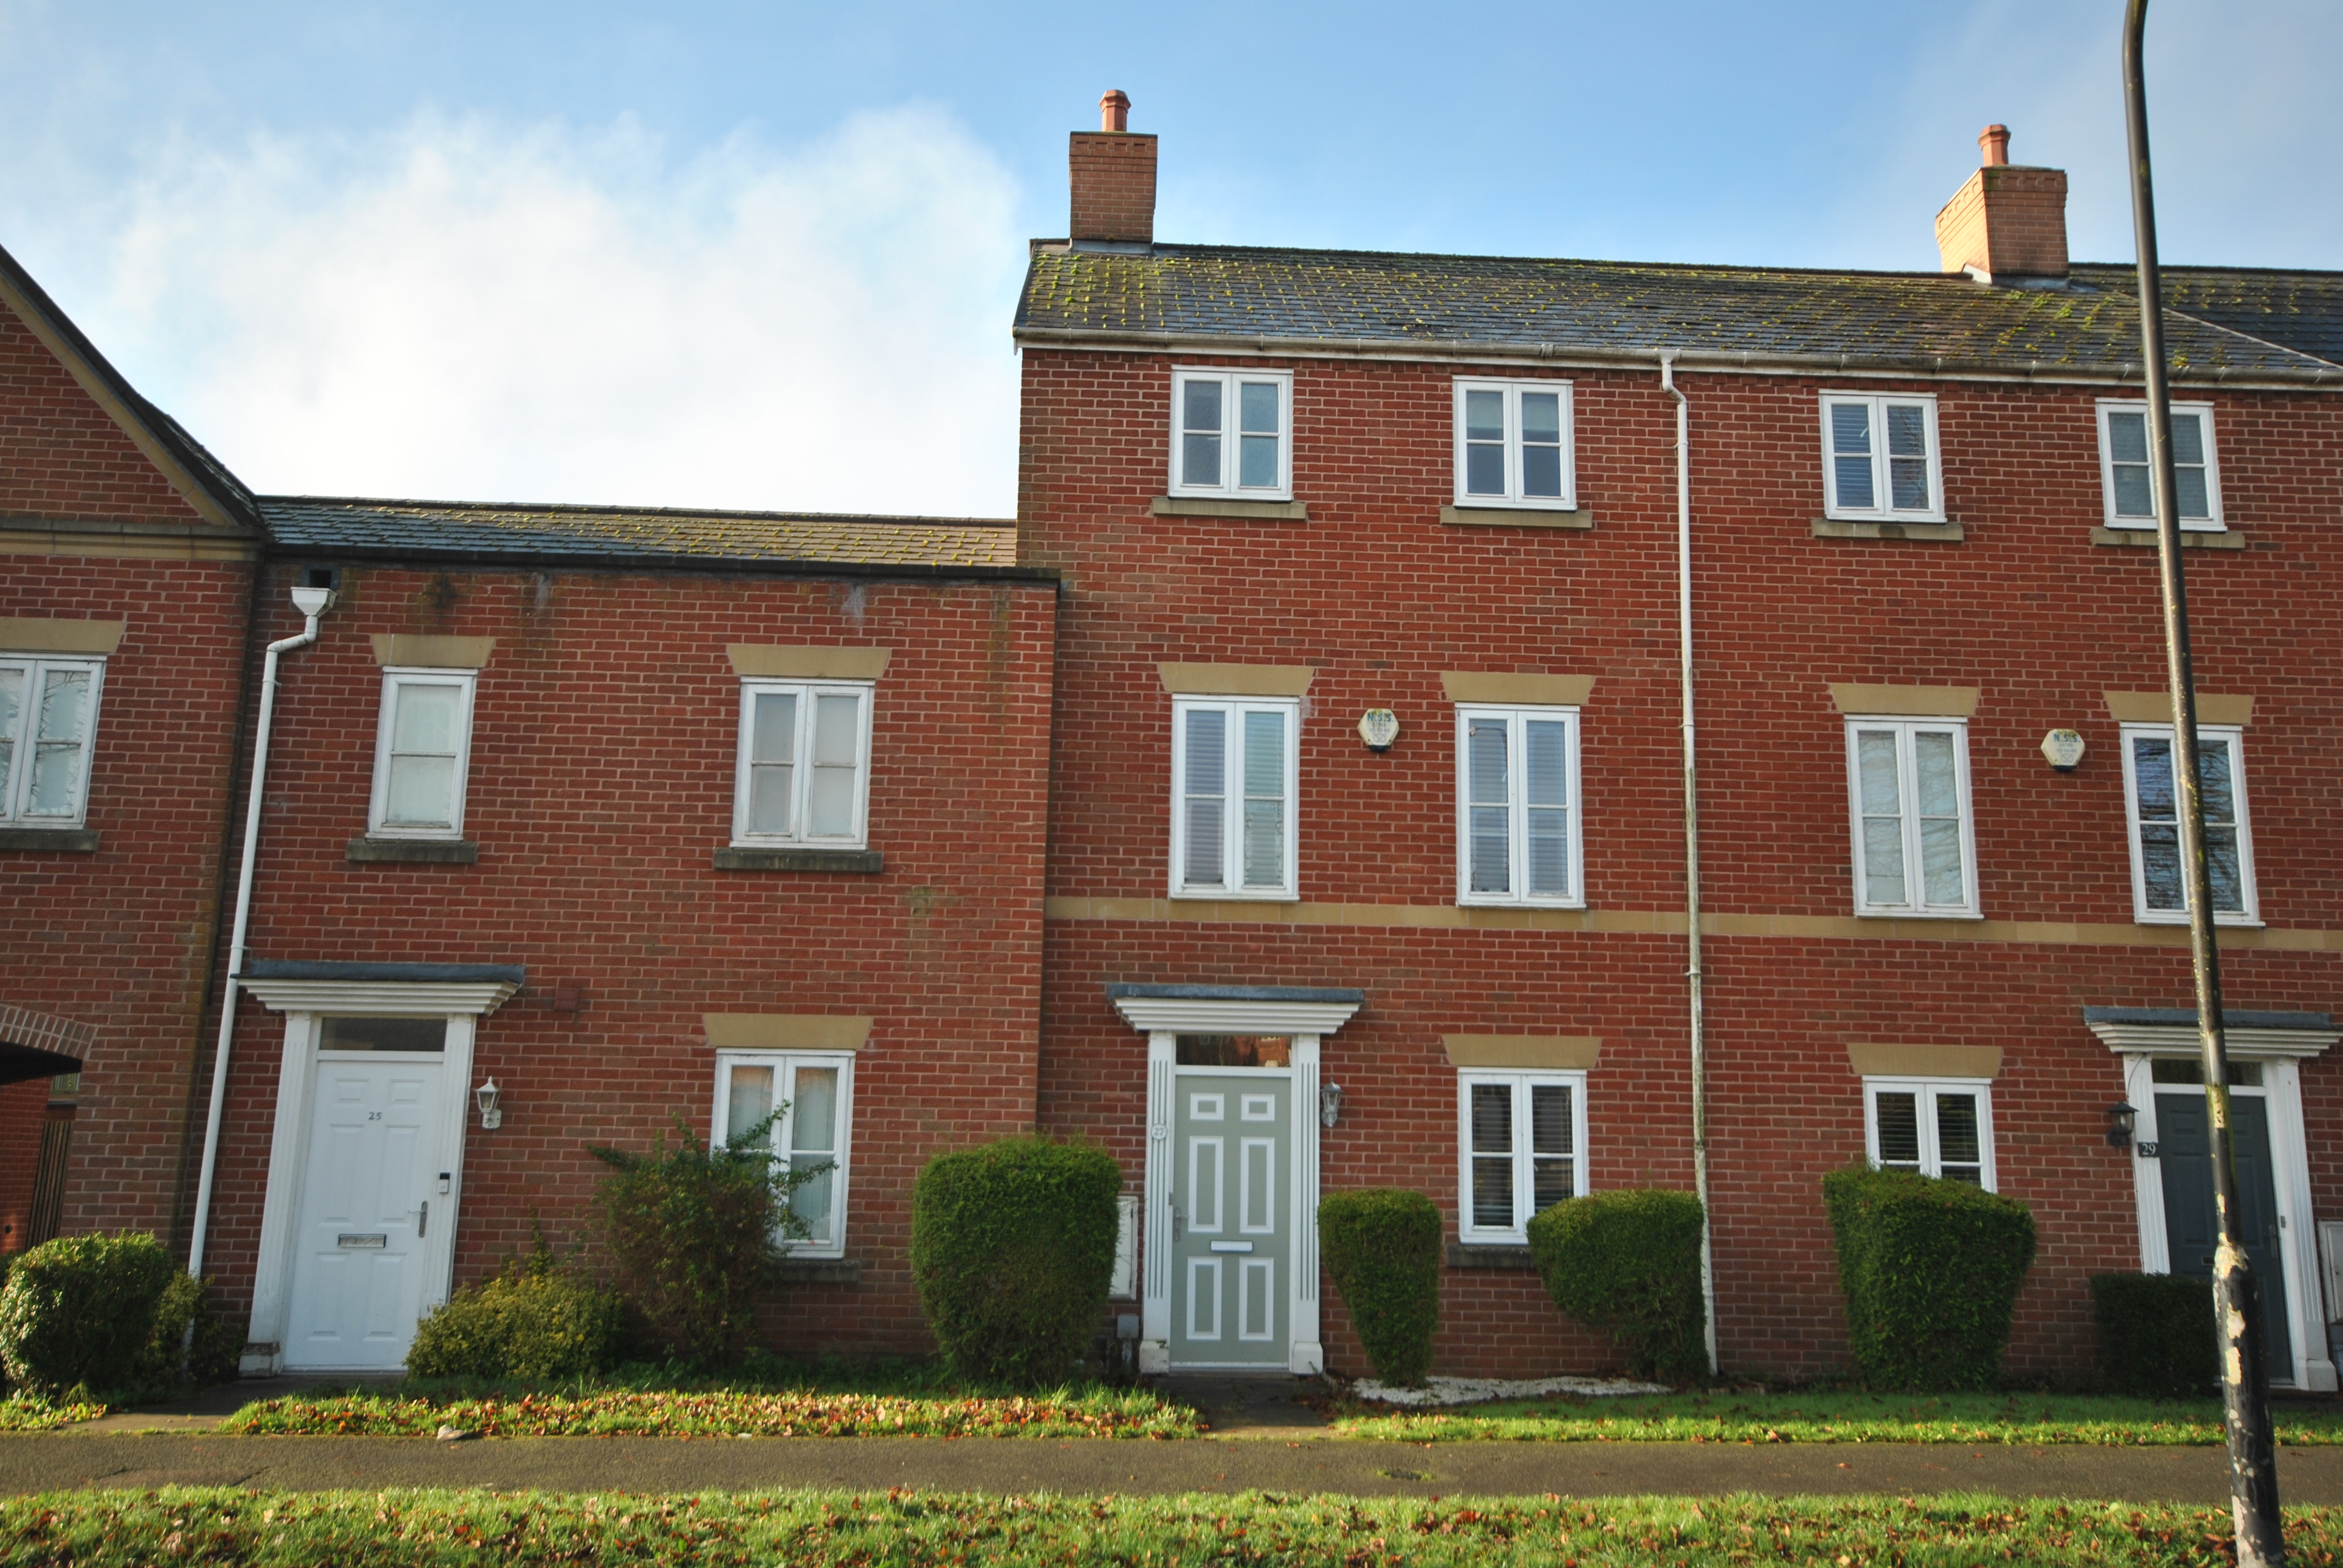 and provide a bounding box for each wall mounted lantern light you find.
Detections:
[2105,1101,2137,1149]
[476,1078,503,1130]
[1320,1082,1345,1128]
